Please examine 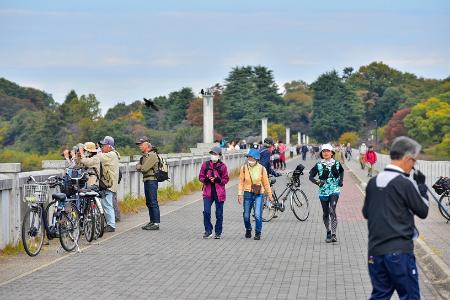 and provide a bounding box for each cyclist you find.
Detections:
[309,143,344,243]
